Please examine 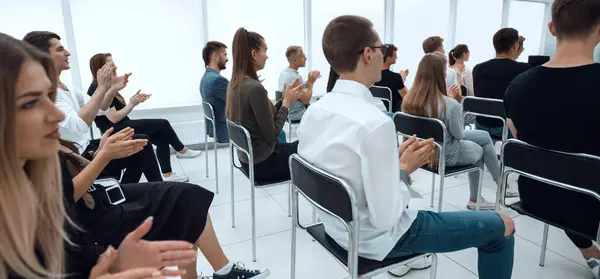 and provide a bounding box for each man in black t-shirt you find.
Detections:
[505,0,600,276]
[473,28,529,139]
[374,44,408,112]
